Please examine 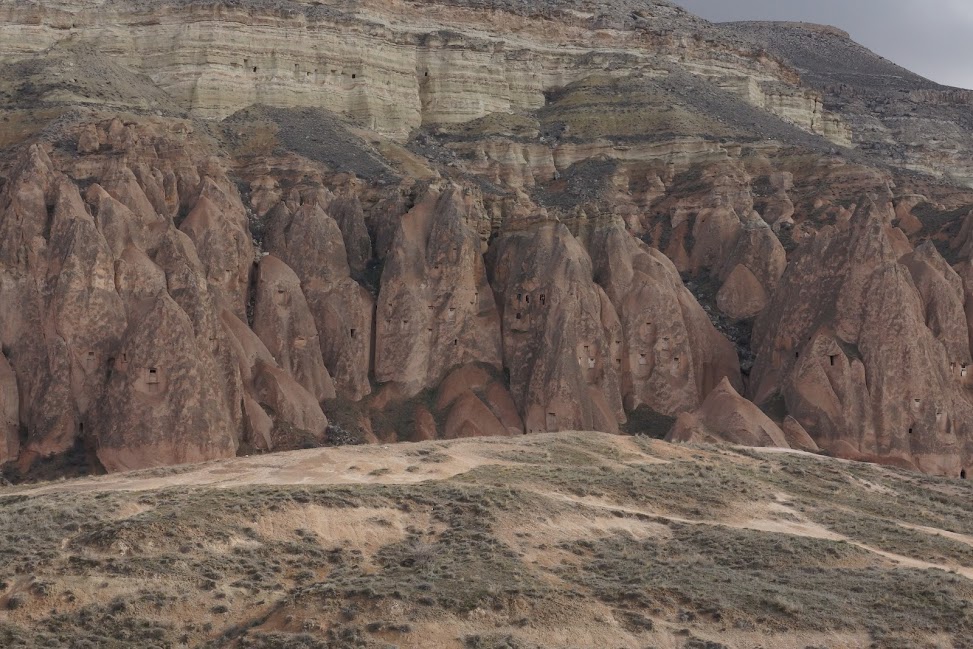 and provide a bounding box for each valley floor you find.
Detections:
[1,432,972,648]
